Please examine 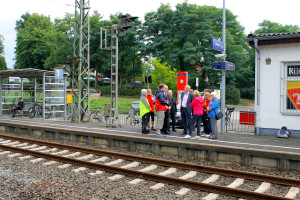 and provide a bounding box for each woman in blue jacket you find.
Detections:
[207,92,219,139]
